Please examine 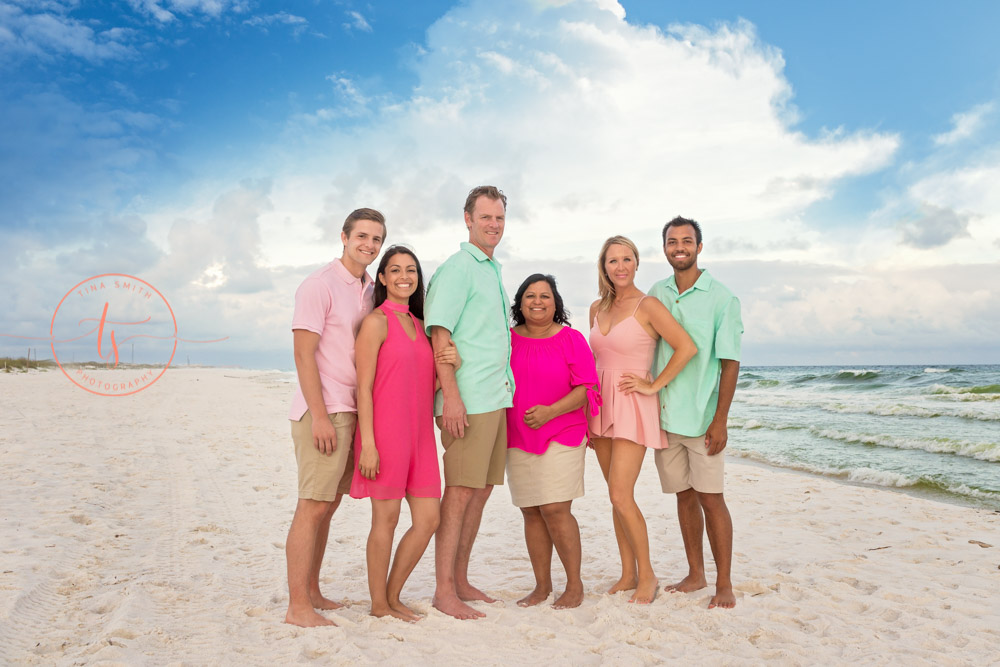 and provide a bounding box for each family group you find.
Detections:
[283,185,743,627]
